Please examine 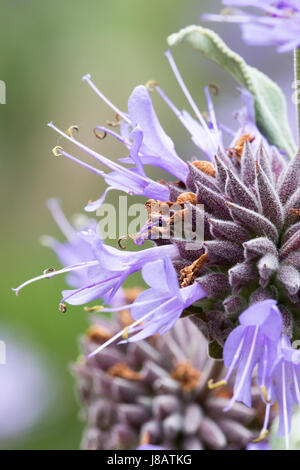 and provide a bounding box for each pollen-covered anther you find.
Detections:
[227,133,255,162]
[106,113,121,127]
[43,267,55,277]
[171,360,201,392]
[180,253,209,287]
[192,160,216,178]
[260,385,272,404]
[252,429,269,444]
[84,305,104,312]
[67,125,79,137]
[146,80,158,91]
[93,128,107,140]
[107,362,141,381]
[117,234,135,250]
[122,326,129,340]
[59,303,67,314]
[52,146,64,157]
[207,378,227,390]
[86,325,112,343]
